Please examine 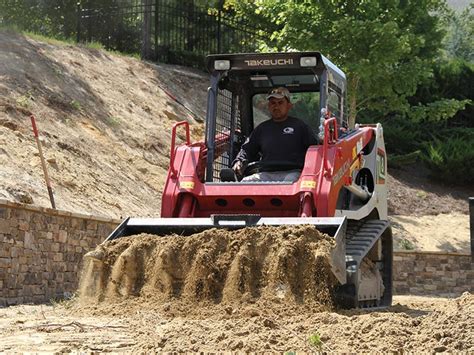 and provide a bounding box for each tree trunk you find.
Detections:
[348,75,360,128]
